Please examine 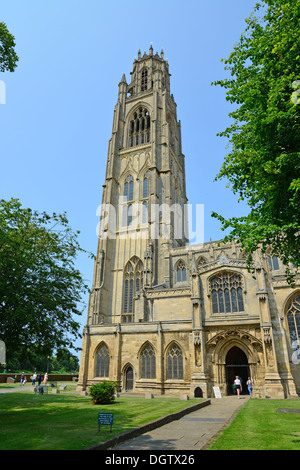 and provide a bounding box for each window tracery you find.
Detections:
[95,343,109,377]
[197,256,207,268]
[123,257,143,322]
[210,272,244,314]
[129,107,150,148]
[167,344,183,380]
[141,343,156,379]
[286,294,300,361]
[176,260,187,283]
